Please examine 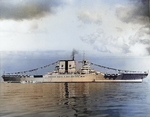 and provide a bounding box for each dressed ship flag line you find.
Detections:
[2,51,149,83]
[4,61,147,75]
